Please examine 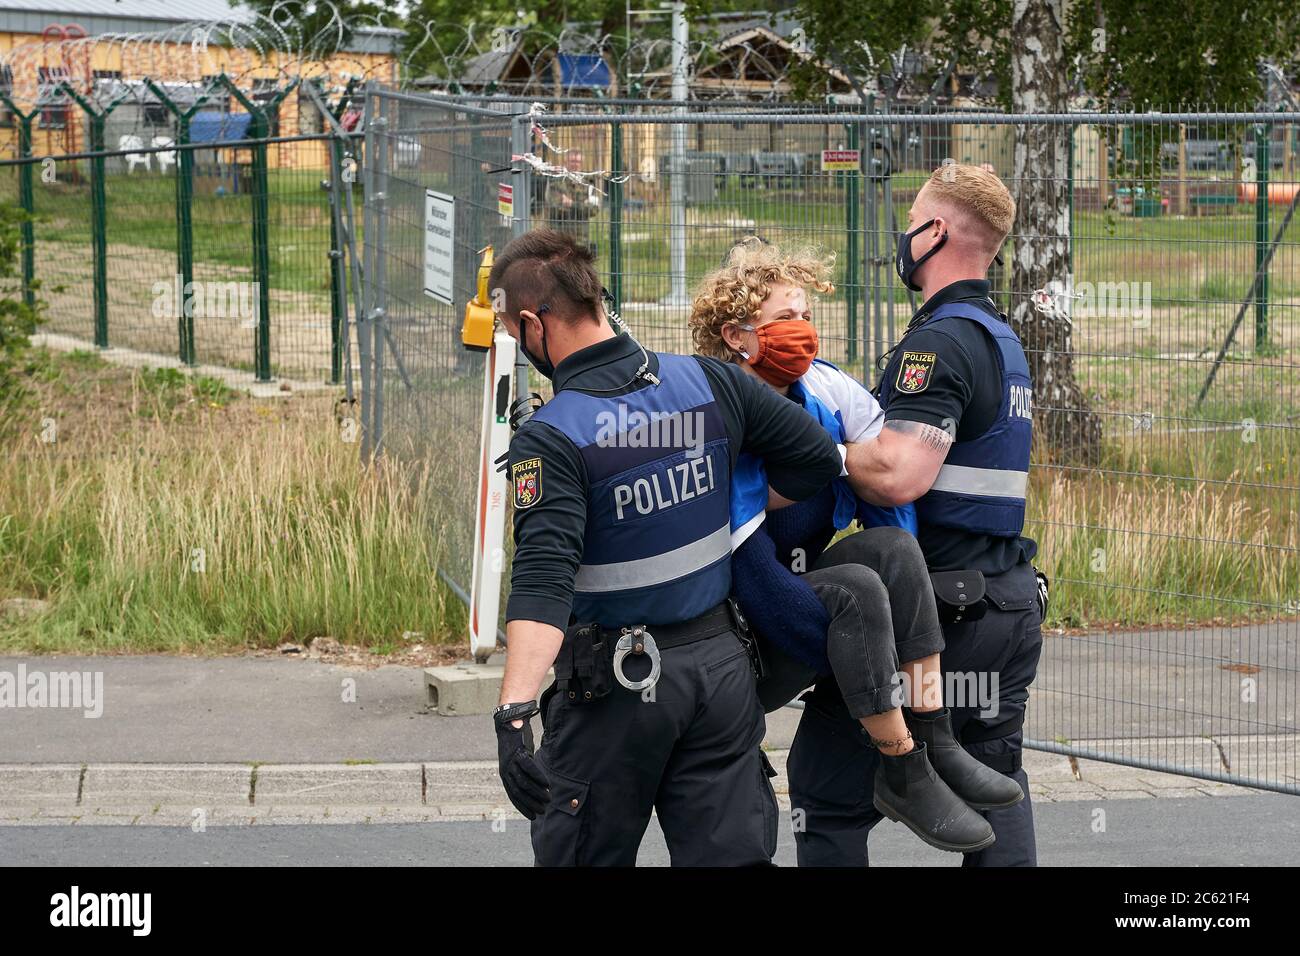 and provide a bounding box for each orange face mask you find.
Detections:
[739,320,819,387]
